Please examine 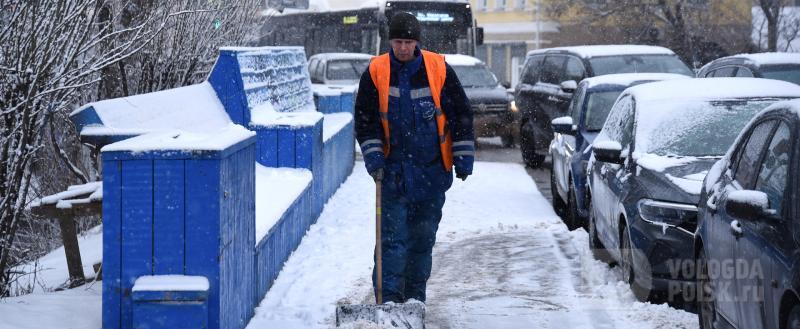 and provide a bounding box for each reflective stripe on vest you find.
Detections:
[368,50,454,171]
